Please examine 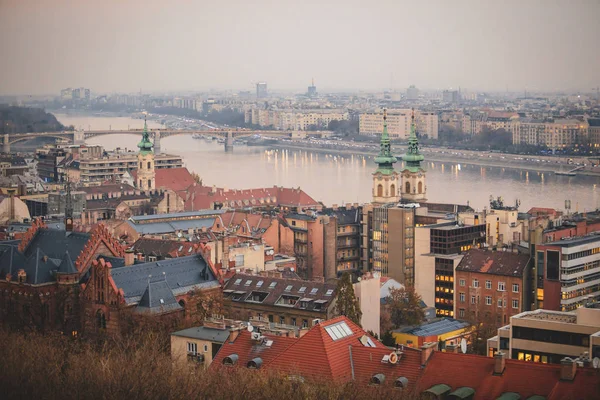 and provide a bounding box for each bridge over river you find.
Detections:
[2,128,332,153]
